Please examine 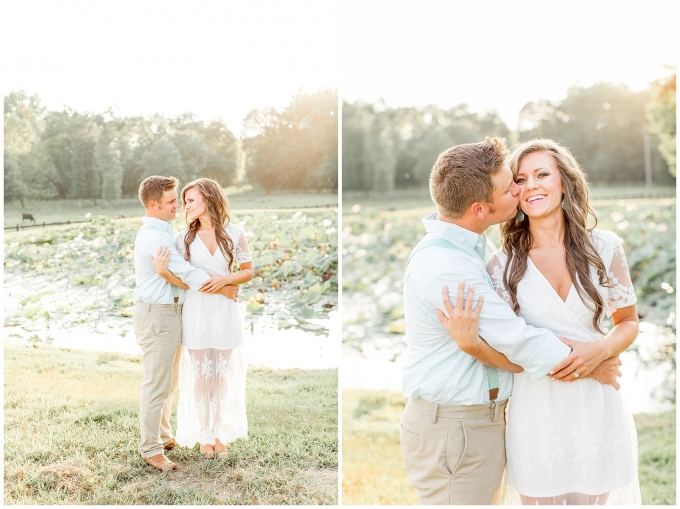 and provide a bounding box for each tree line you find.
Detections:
[4,89,338,206]
[343,76,676,191]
